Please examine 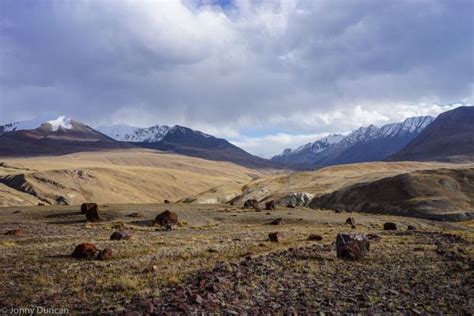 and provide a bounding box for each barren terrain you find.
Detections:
[0,203,472,313]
